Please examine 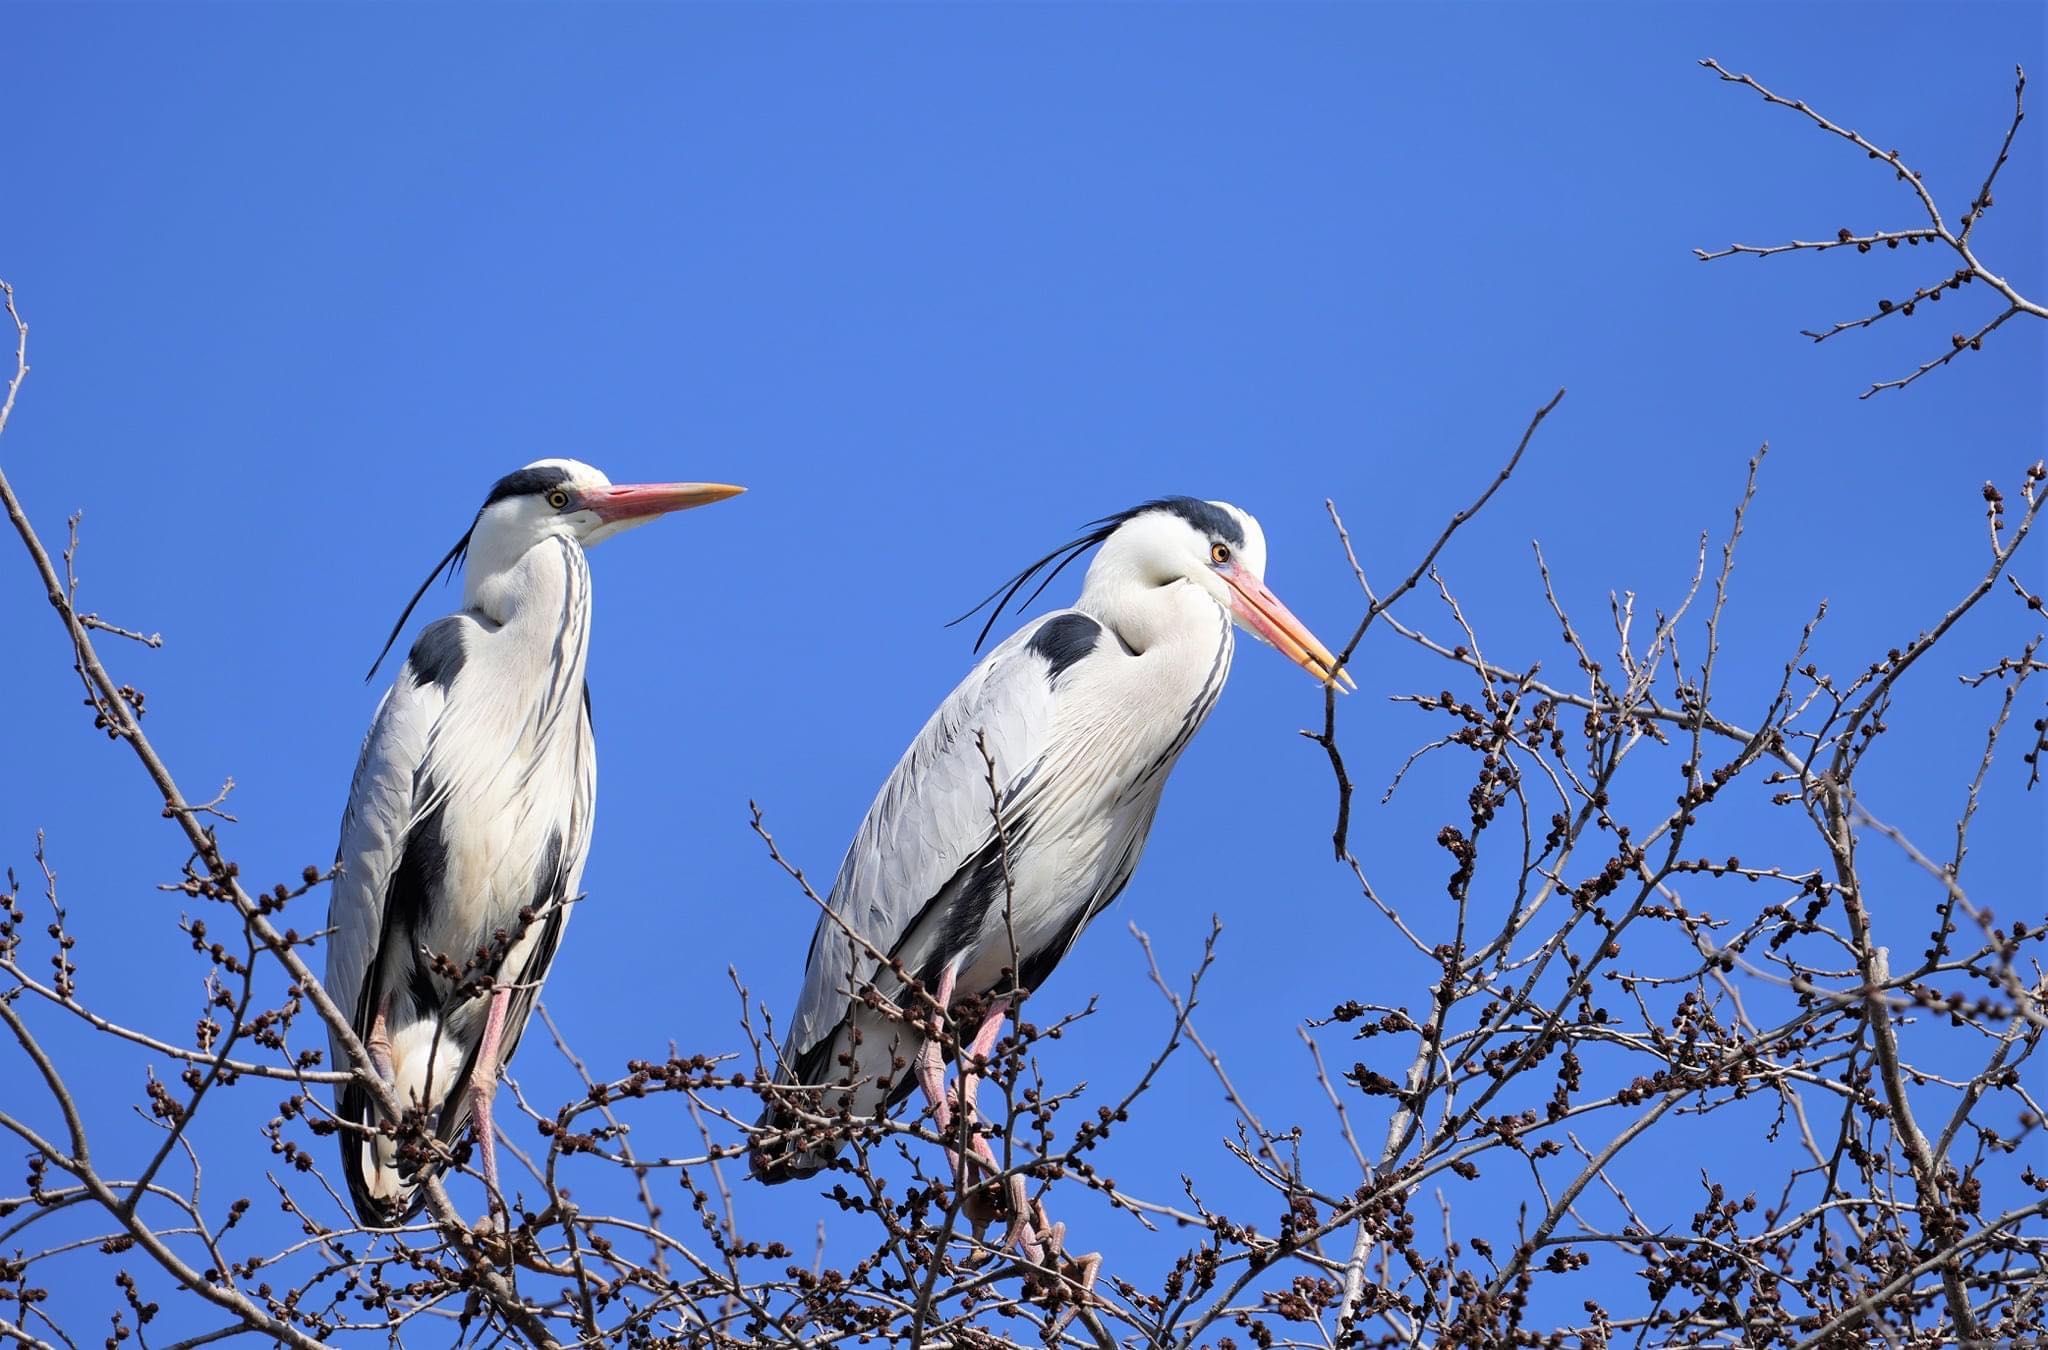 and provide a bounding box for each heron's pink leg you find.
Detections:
[913,963,1016,1240]
[916,975,1071,1276]
[955,996,1010,1120]
[365,997,395,1085]
[470,983,514,1210]
[953,997,1039,1252]
[913,964,959,1146]
[954,991,1024,1229]
[948,997,1056,1264]
[945,998,1098,1310]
